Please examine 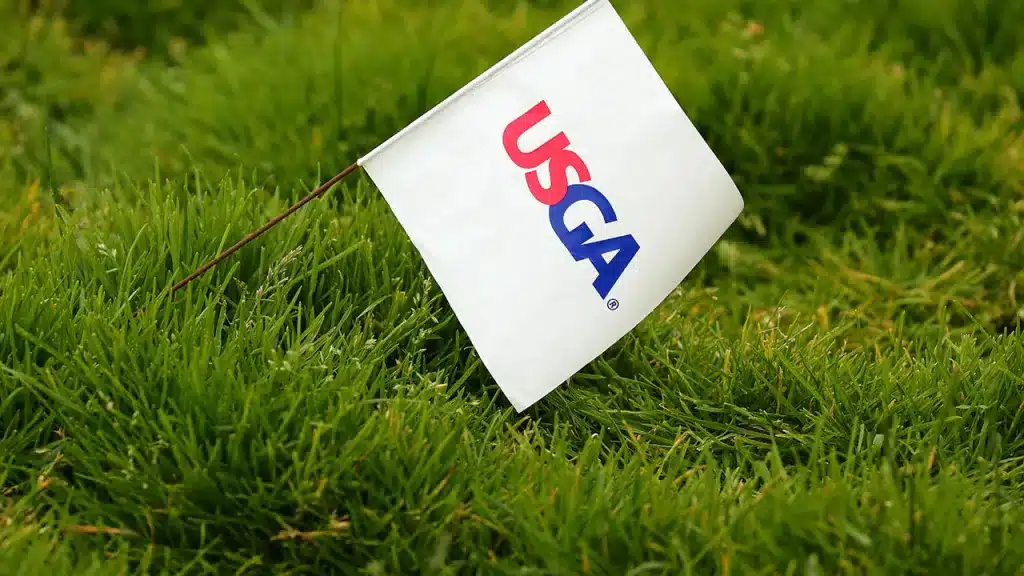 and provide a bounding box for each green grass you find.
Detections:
[1,0,1023,573]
